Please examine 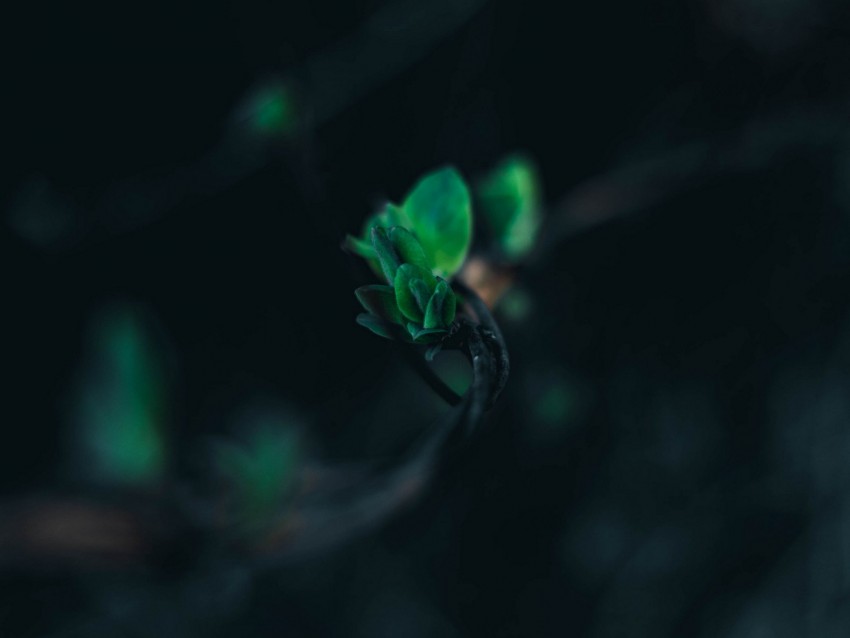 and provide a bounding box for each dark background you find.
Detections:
[5,0,850,636]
